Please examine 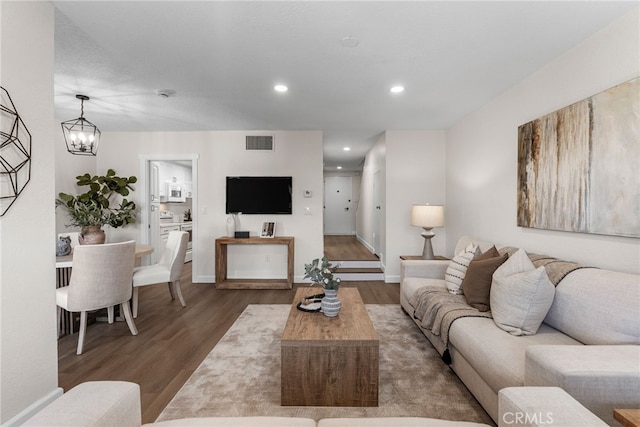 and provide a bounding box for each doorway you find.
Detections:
[324,176,354,235]
[139,155,198,277]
